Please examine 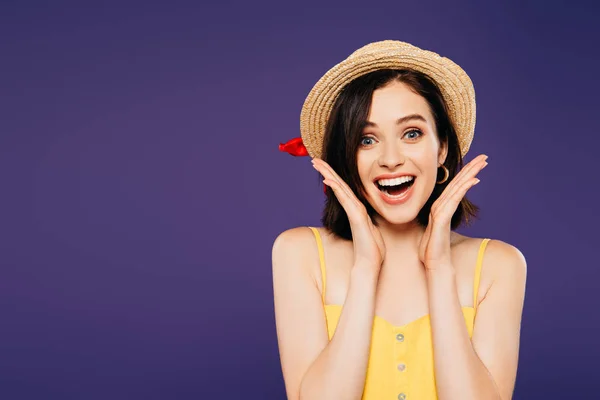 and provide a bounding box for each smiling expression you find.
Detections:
[356,80,448,225]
